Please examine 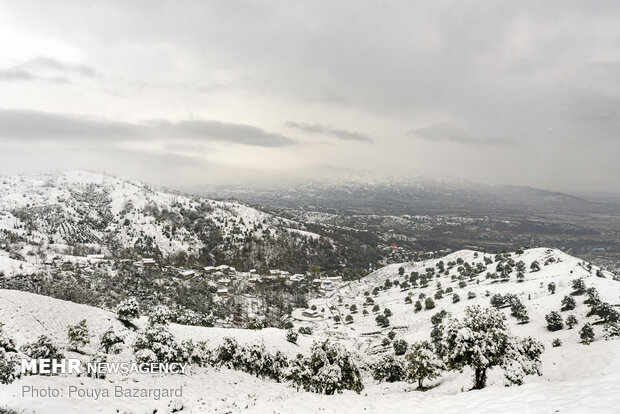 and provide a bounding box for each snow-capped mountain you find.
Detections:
[0,171,366,273]
[203,177,618,215]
